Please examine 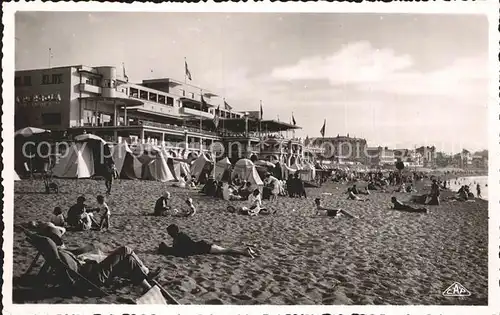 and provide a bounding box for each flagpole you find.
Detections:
[223,98,226,136]
[48,48,52,68]
[259,100,262,141]
[184,57,187,84]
